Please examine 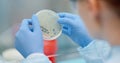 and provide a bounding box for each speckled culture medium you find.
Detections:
[36,10,62,40]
